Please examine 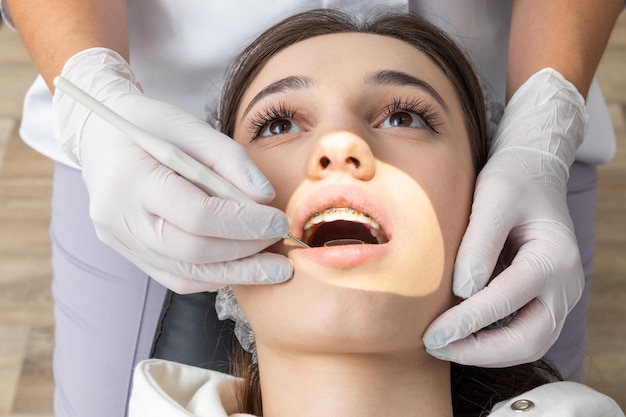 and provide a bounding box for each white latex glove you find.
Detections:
[53,48,293,293]
[423,68,587,366]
